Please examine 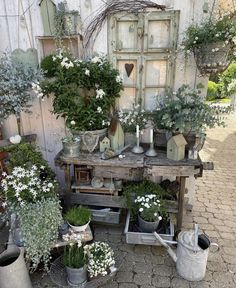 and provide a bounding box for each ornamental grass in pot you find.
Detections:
[63,243,87,286]
[65,206,91,232]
